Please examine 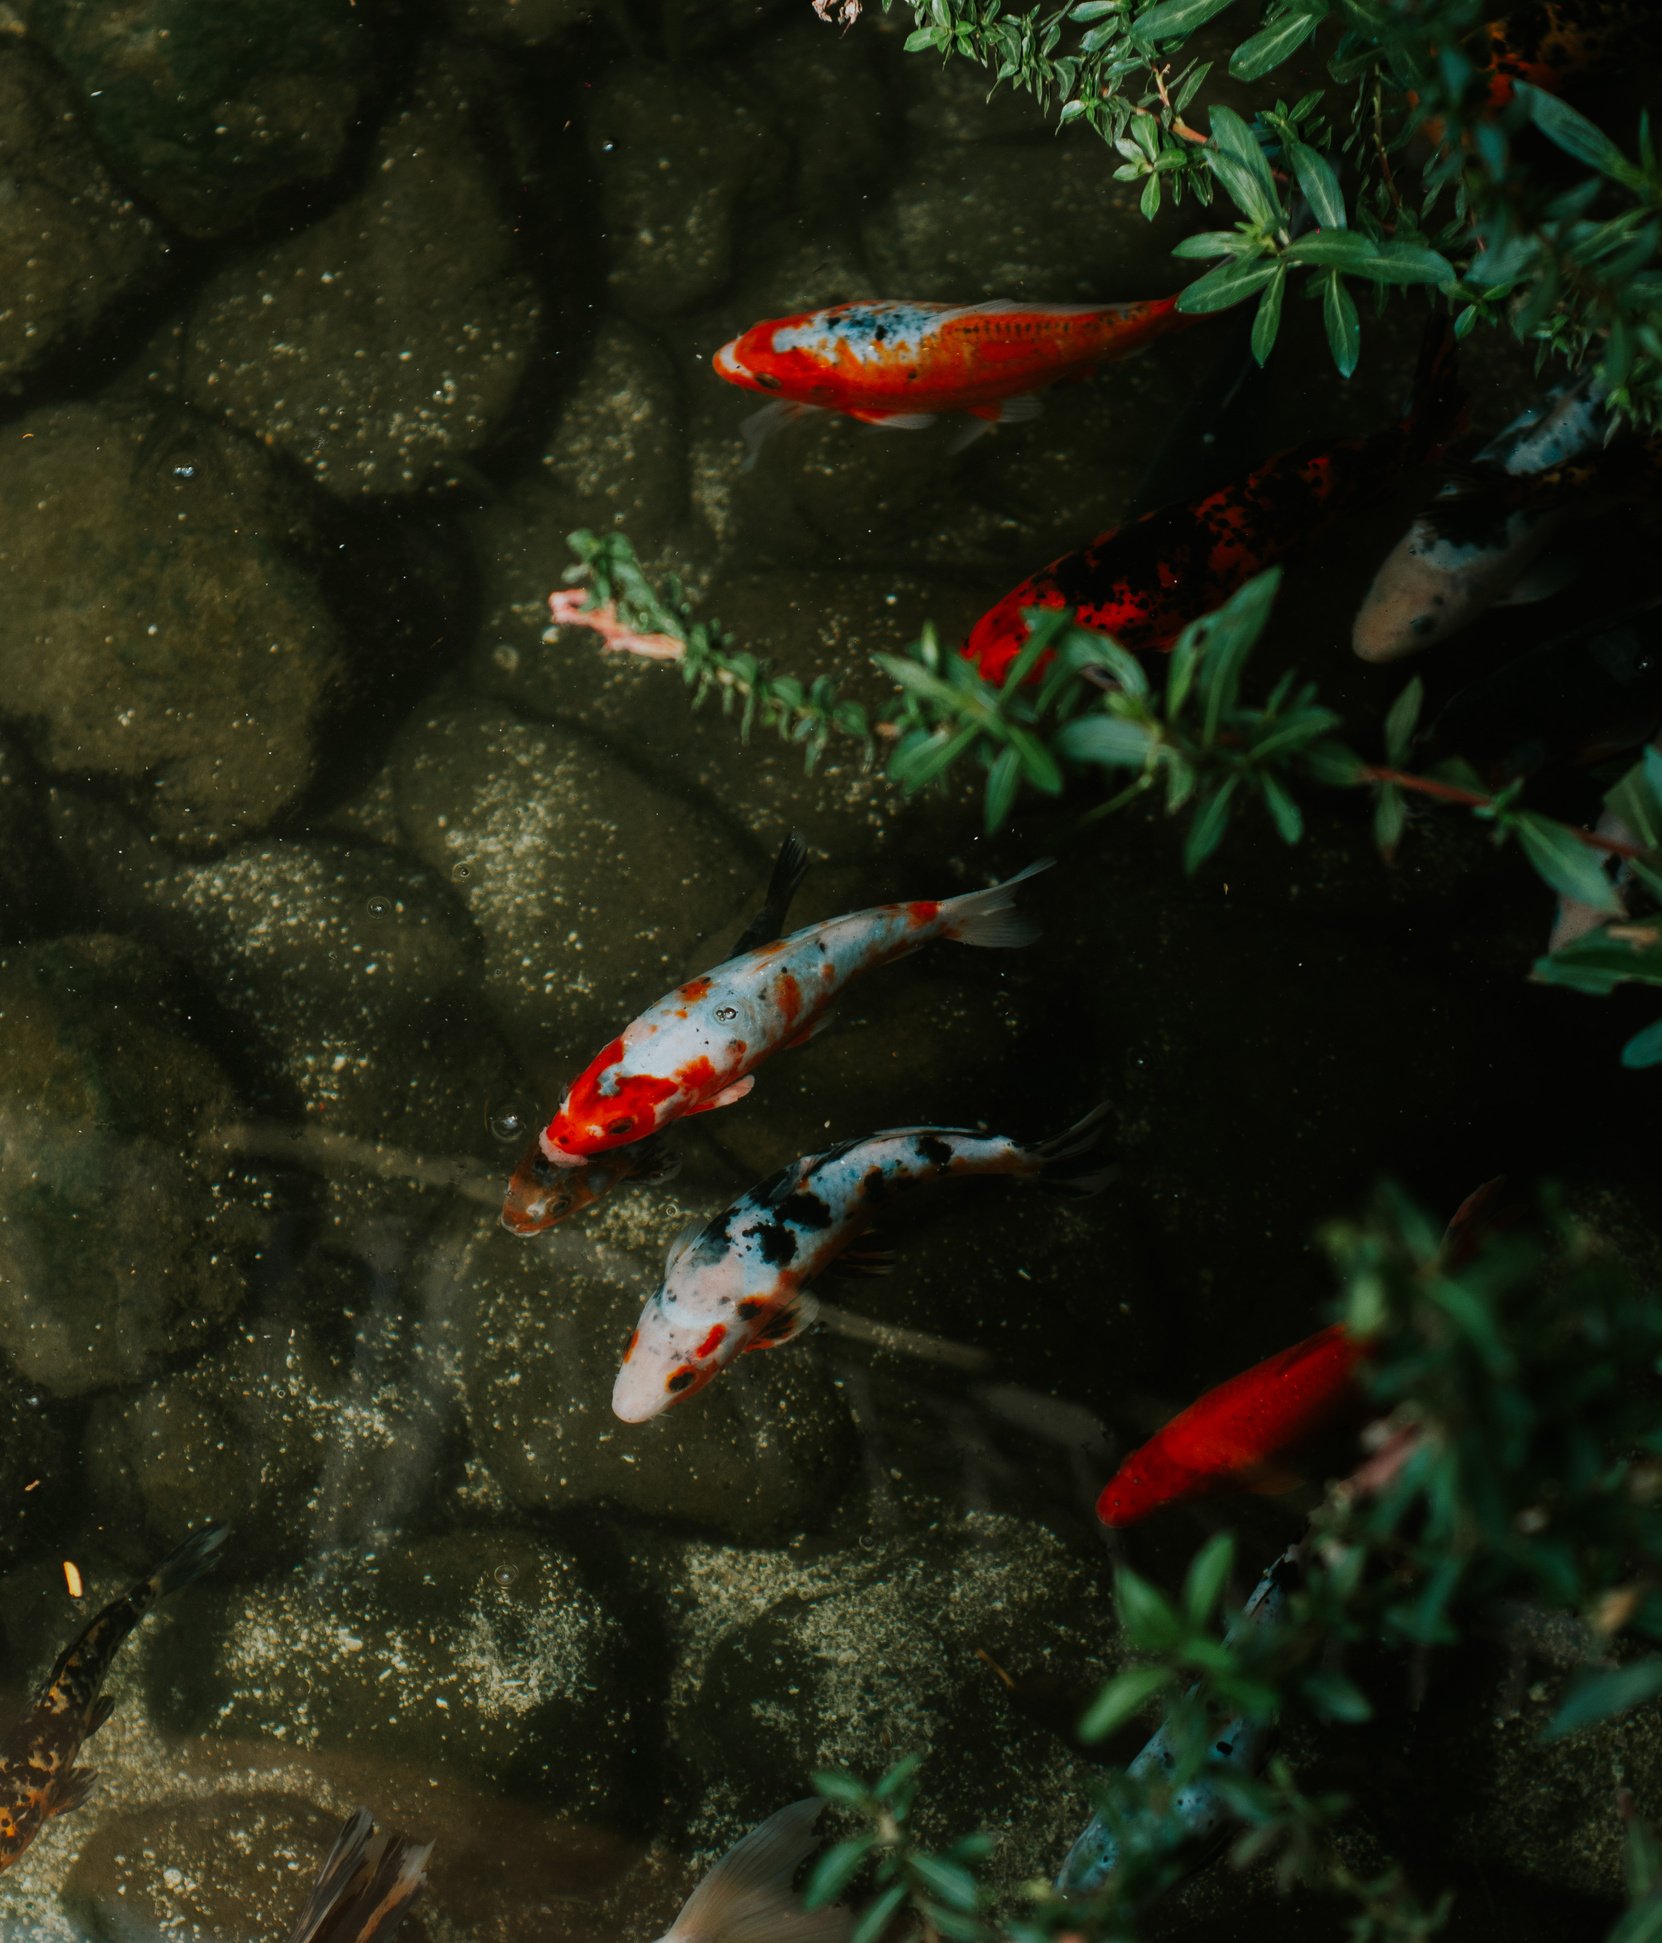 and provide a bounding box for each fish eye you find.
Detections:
[665,1368,697,1393]
[606,1115,635,1135]
[715,1005,738,1022]
[753,373,782,391]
